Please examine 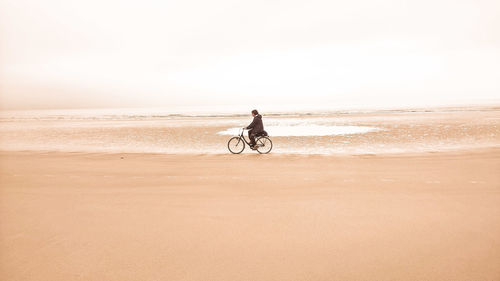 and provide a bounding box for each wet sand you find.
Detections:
[1,107,499,154]
[1,149,499,280]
